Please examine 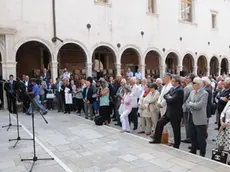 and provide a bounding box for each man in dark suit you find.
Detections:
[41,68,51,84]
[216,77,230,129]
[149,75,184,149]
[83,81,94,120]
[4,75,17,114]
[21,75,32,113]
